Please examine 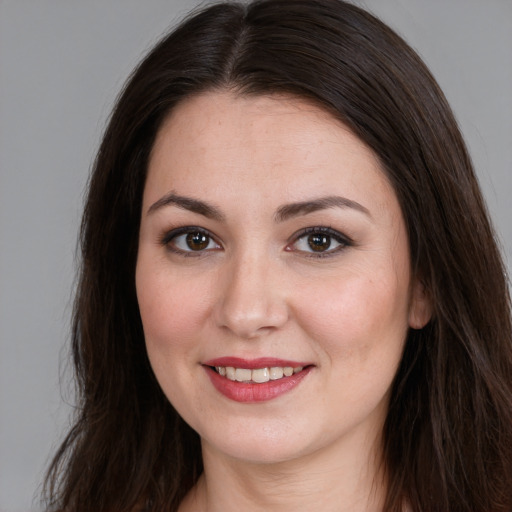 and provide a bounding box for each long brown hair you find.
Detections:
[44,1,512,510]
